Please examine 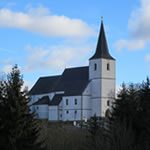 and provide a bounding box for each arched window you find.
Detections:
[94,63,97,71]
[105,109,111,118]
[107,63,110,71]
